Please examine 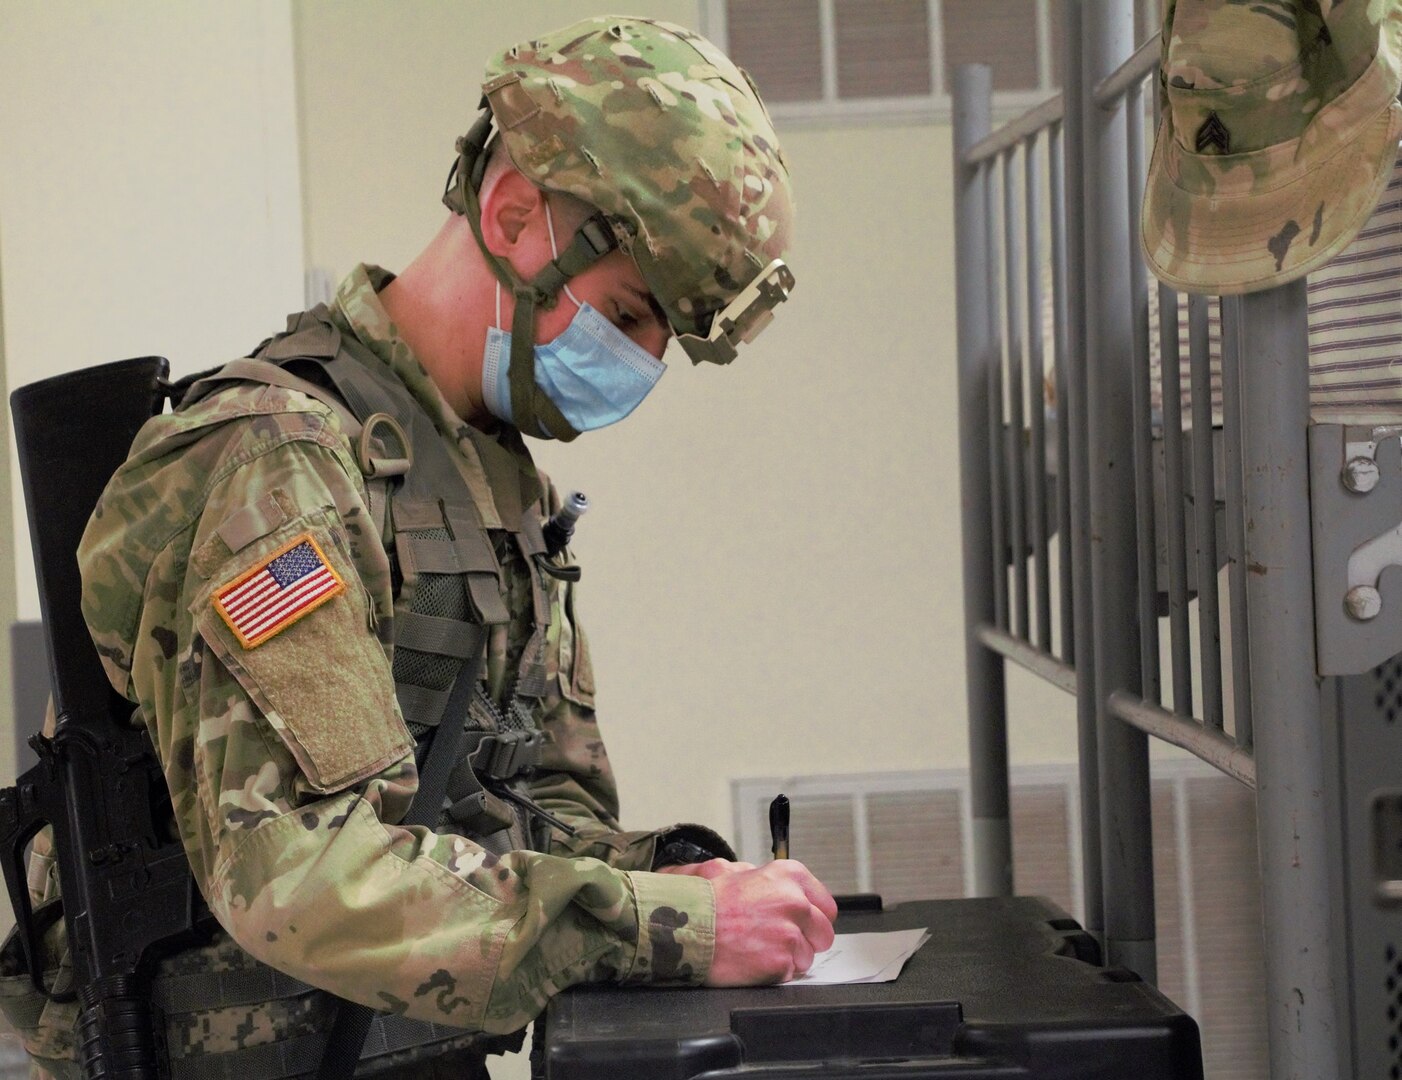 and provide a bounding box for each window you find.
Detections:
[701,0,1161,125]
